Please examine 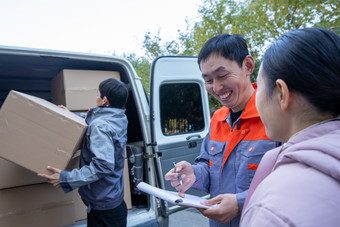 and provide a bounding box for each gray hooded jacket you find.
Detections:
[60,106,128,211]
